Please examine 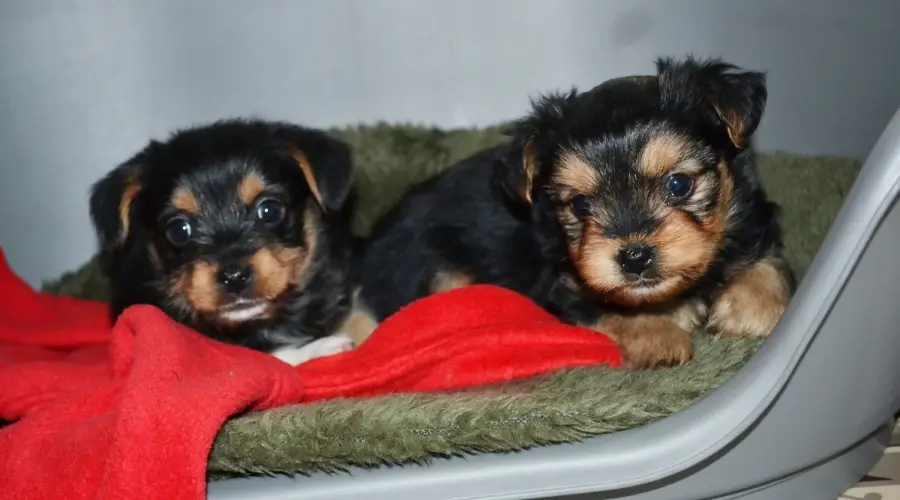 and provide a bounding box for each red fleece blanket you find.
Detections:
[0,249,621,500]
